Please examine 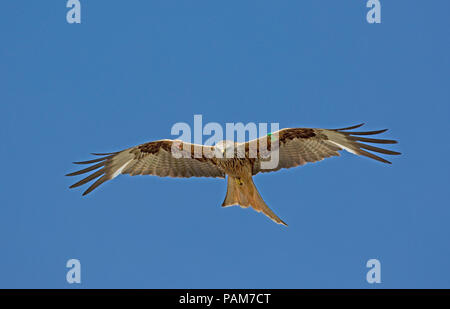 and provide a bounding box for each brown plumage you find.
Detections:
[67,124,401,226]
